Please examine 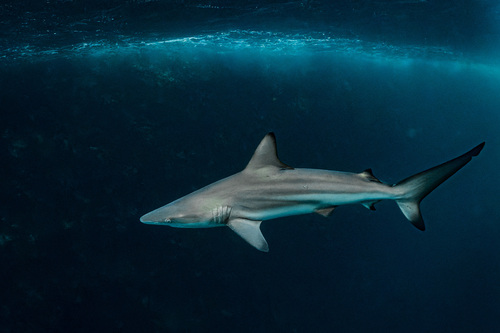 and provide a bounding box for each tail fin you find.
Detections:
[394,142,485,231]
